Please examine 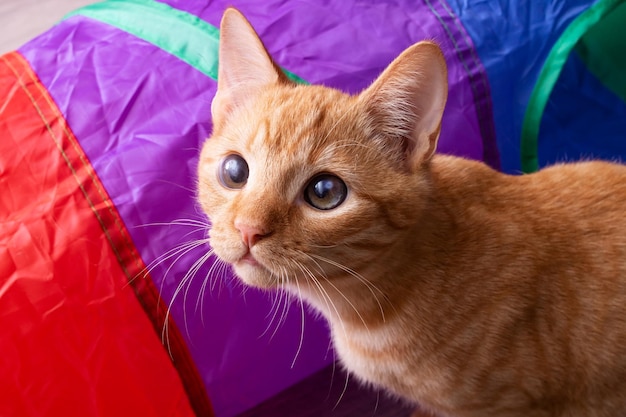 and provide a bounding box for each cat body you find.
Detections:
[197,9,626,417]
[318,158,626,417]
